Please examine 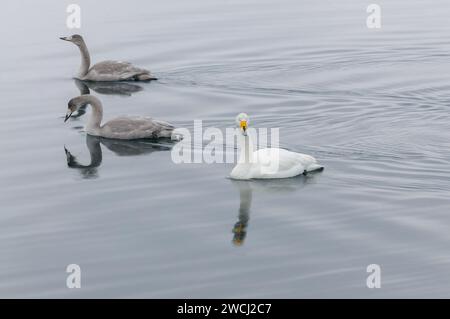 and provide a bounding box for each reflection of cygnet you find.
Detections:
[230,113,324,180]
[74,79,143,97]
[64,135,174,179]
[64,95,176,140]
[64,135,102,179]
